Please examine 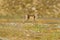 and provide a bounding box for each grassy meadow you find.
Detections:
[0,0,60,40]
[0,24,60,40]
